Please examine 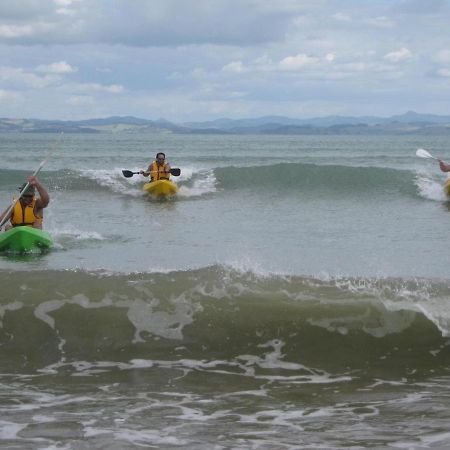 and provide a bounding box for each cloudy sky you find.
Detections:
[1,0,450,122]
